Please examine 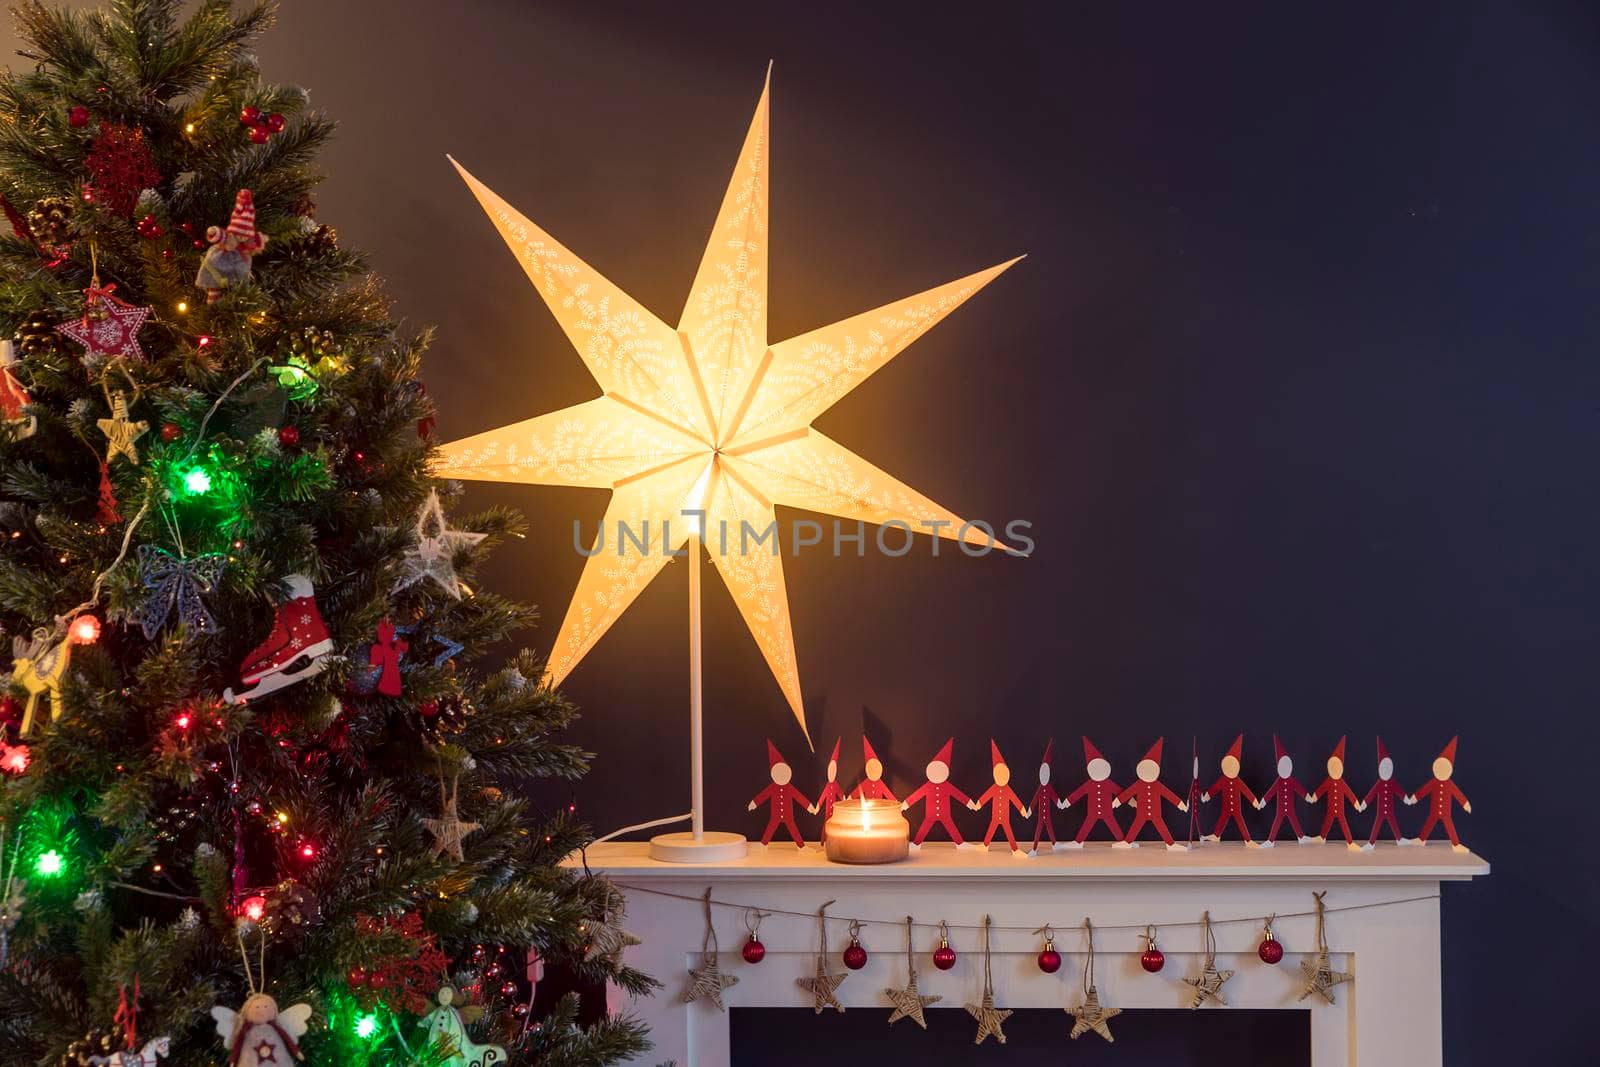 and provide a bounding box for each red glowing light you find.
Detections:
[299,843,316,859]
[240,895,267,921]
[0,742,29,774]
[175,712,192,730]
[69,615,101,644]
